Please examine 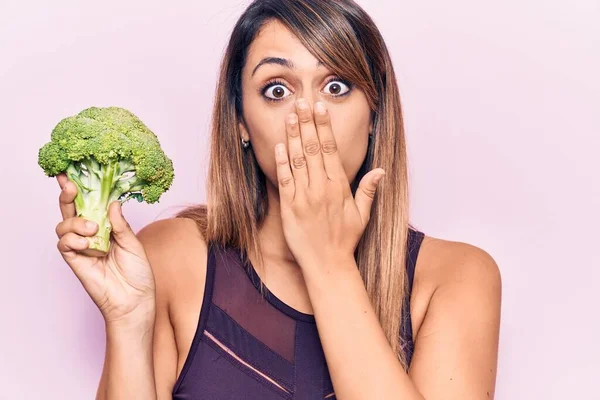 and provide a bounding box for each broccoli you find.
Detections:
[38,106,175,256]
